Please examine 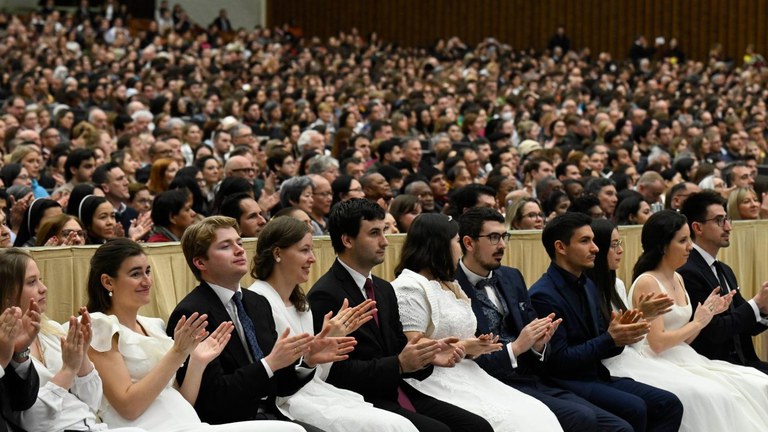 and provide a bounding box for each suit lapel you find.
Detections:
[456,269,492,334]
[546,267,594,336]
[495,271,525,332]
[331,261,387,349]
[689,249,720,290]
[198,282,253,367]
